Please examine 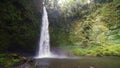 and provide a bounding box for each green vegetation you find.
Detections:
[0,53,25,68]
[66,0,120,56]
[63,45,120,56]
[0,0,42,67]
